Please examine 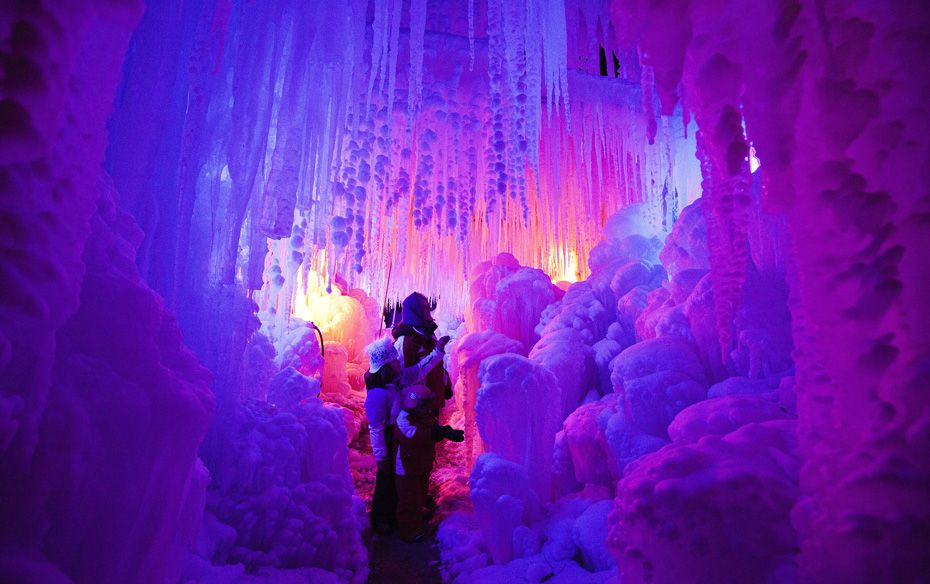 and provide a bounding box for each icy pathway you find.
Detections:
[351,418,470,583]
[365,529,442,583]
